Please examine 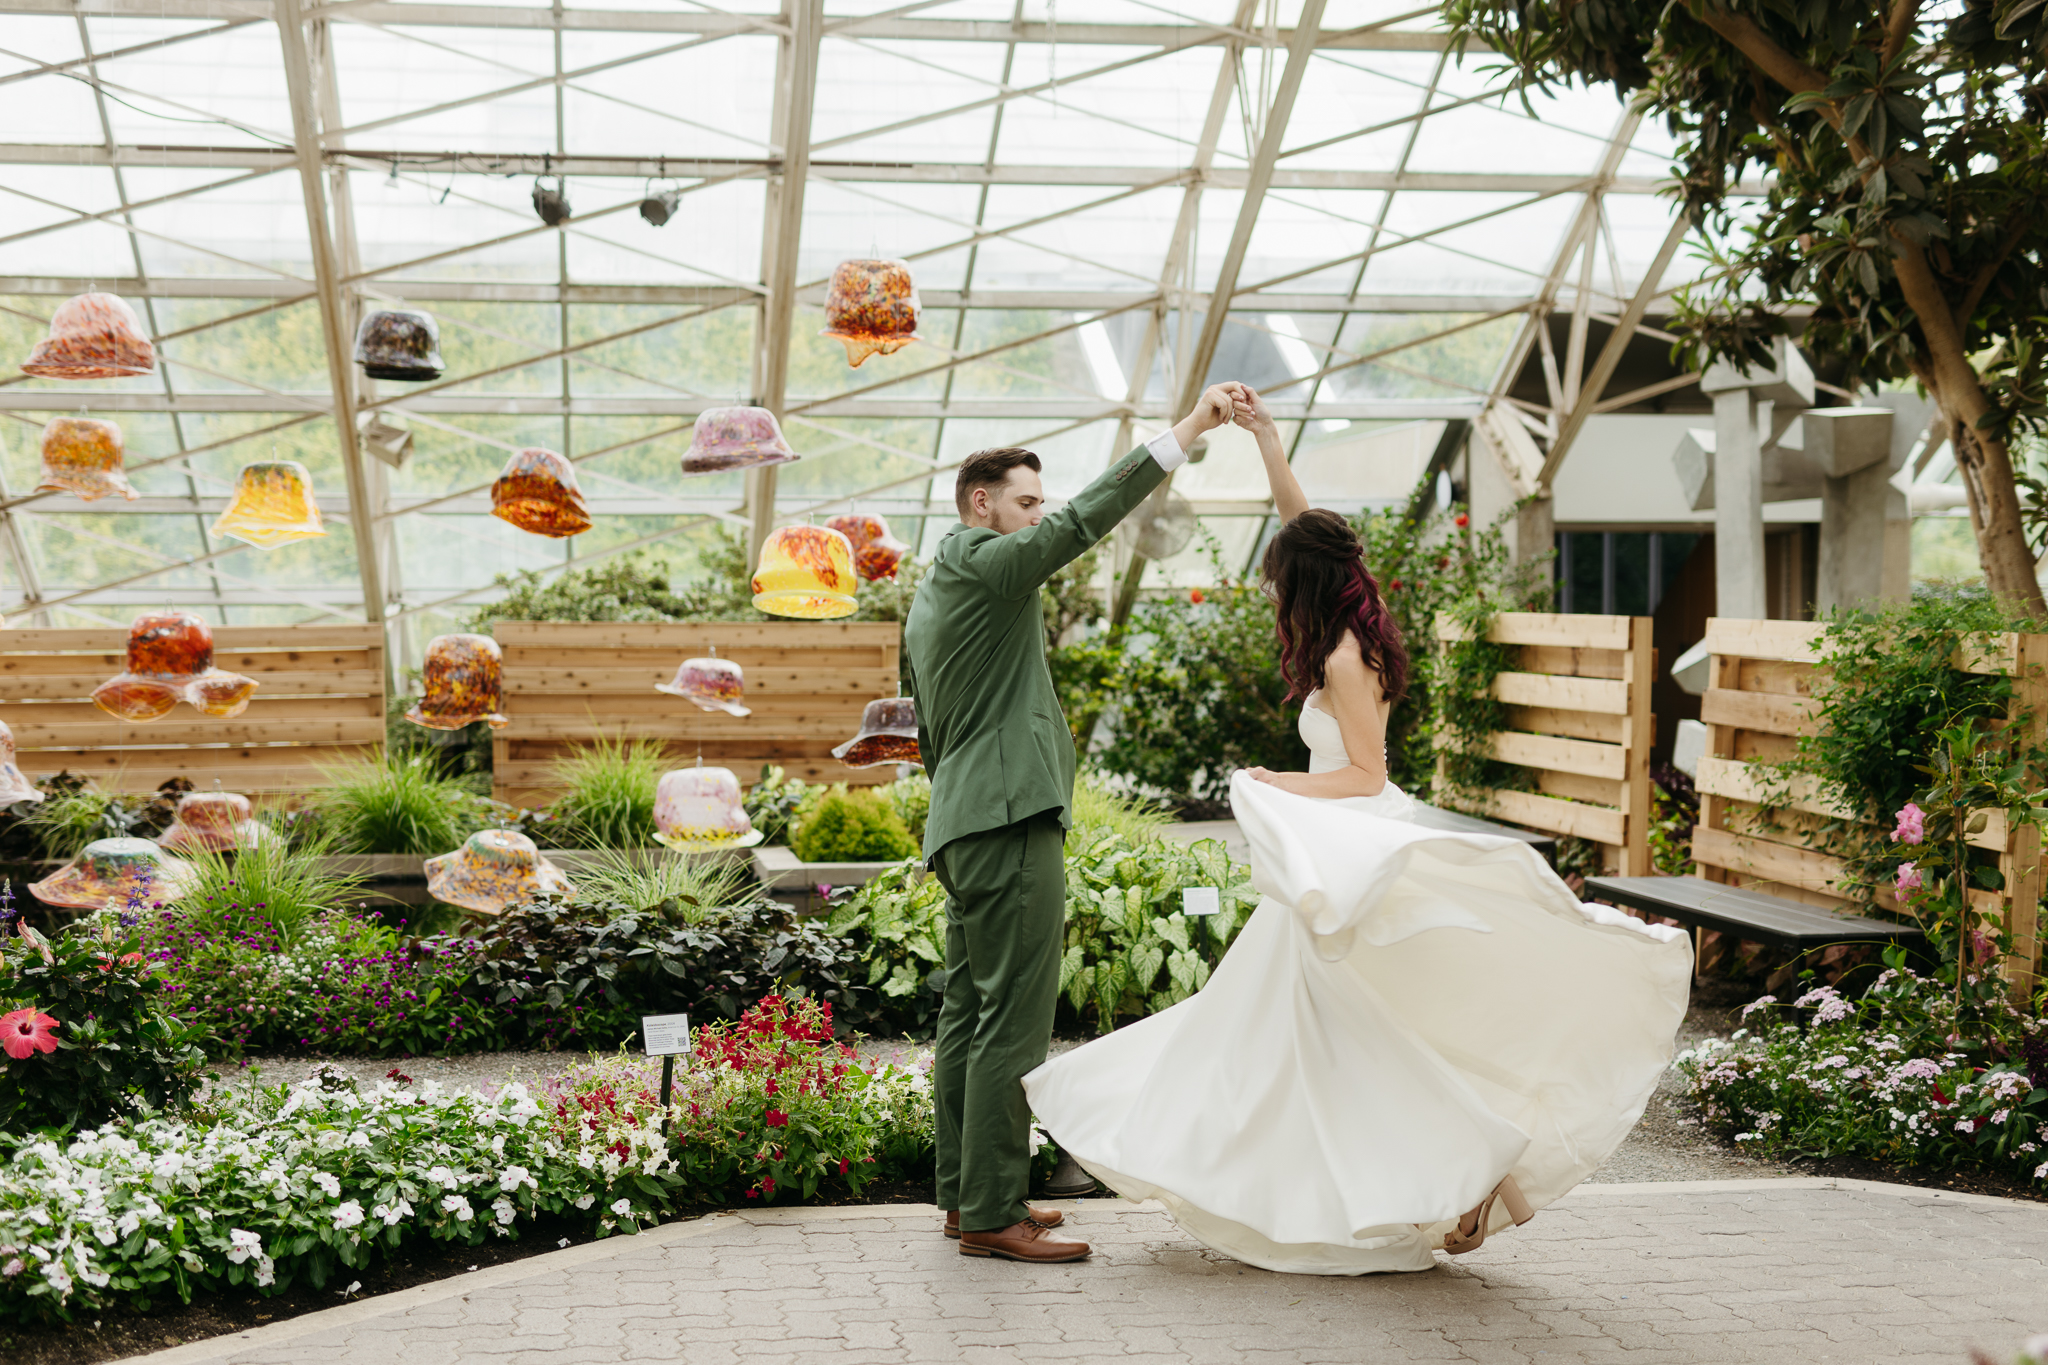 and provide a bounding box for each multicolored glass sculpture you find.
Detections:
[209,461,327,550]
[21,293,155,379]
[354,309,444,381]
[652,767,763,850]
[0,721,45,805]
[157,791,276,855]
[656,656,750,717]
[490,447,591,538]
[751,524,858,619]
[820,259,922,368]
[406,633,509,731]
[29,836,194,909]
[826,512,911,582]
[425,829,573,915]
[92,611,260,723]
[680,406,800,477]
[36,417,138,503]
[833,696,922,769]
